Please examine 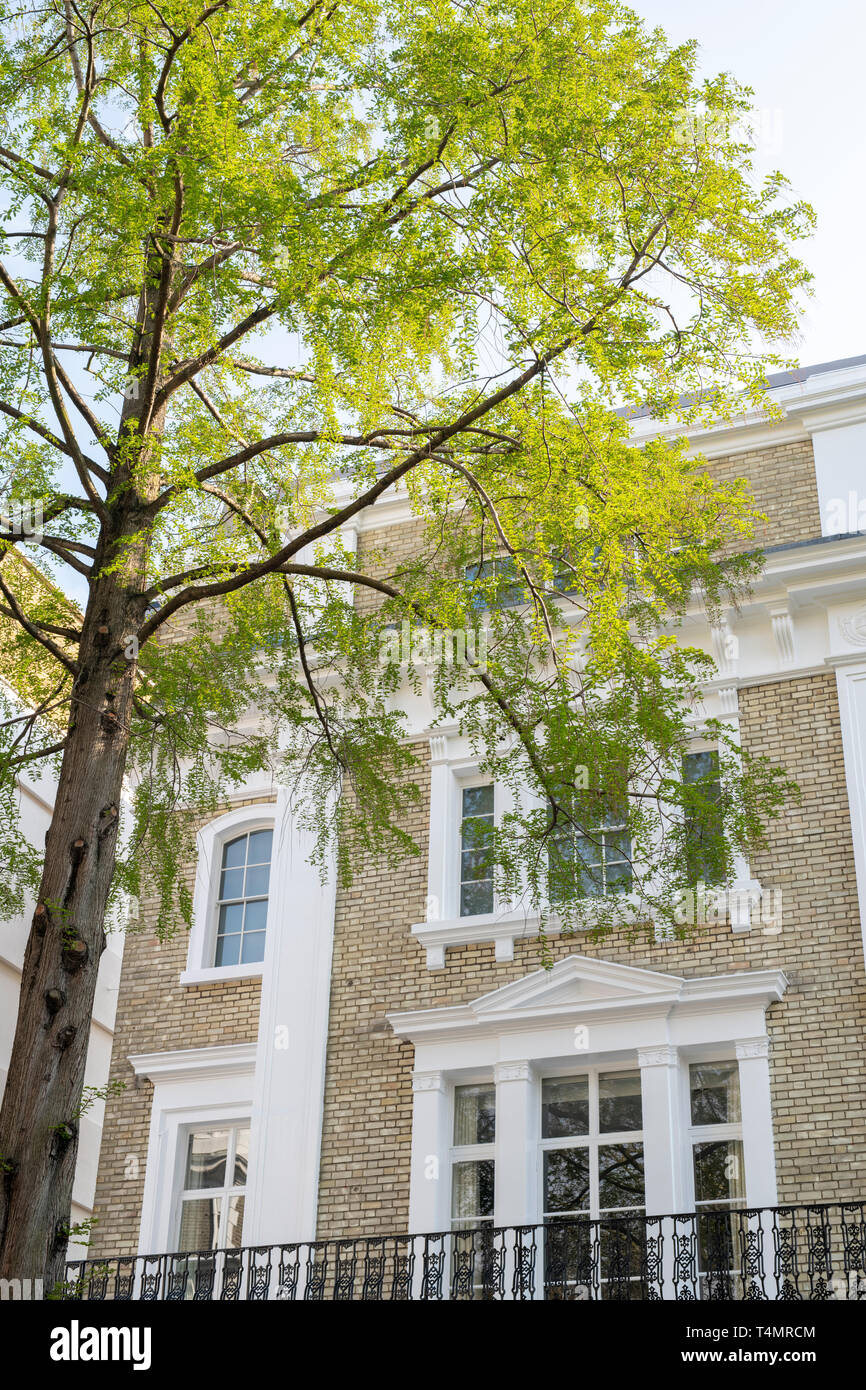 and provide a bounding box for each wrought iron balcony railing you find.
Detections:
[62,1202,866,1301]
